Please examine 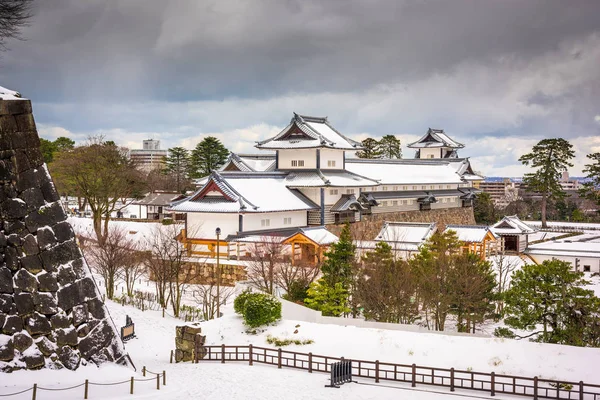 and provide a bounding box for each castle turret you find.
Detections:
[407,128,464,159]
